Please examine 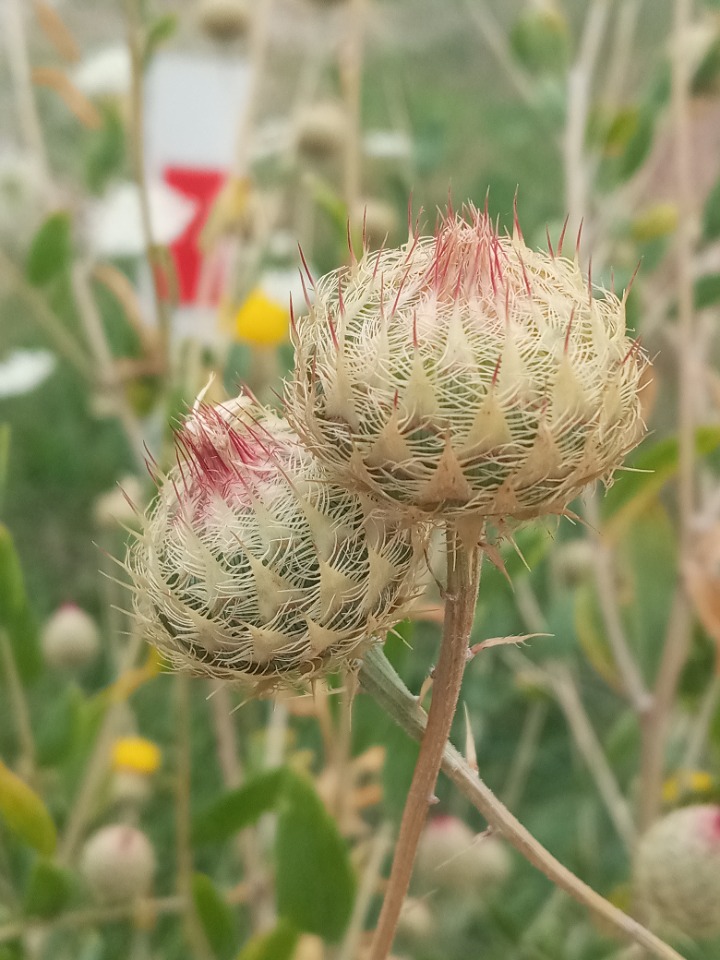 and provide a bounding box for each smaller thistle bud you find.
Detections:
[94,476,144,531]
[635,805,720,940]
[296,100,348,161]
[196,0,250,42]
[415,816,511,894]
[351,199,399,250]
[41,604,100,671]
[287,204,647,527]
[129,398,421,690]
[397,896,435,941]
[552,538,595,589]
[81,825,156,903]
